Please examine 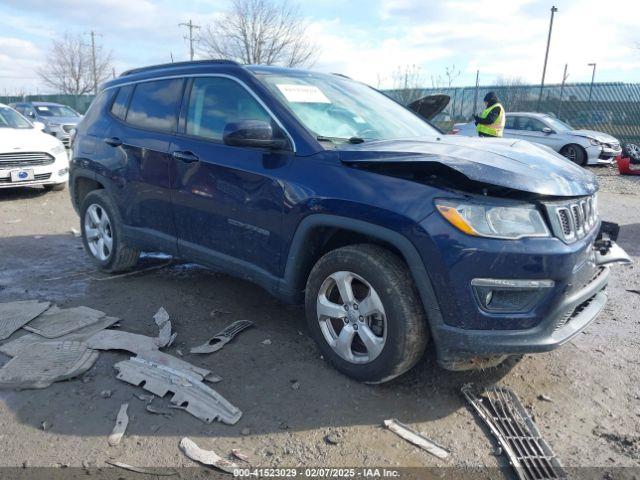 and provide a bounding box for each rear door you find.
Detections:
[169,76,292,277]
[104,78,184,253]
